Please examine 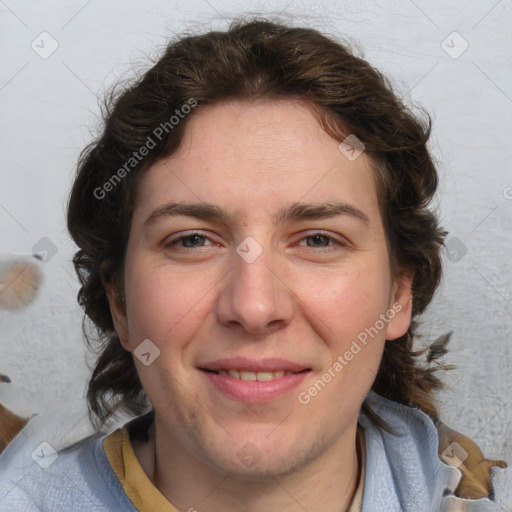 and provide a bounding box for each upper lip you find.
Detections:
[199,357,310,373]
